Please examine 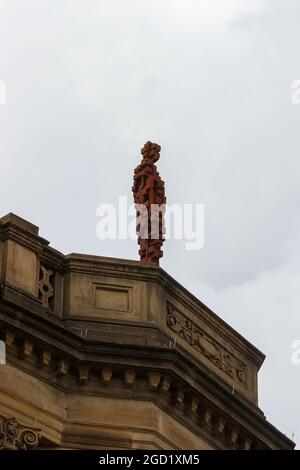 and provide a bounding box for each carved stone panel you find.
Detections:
[4,240,38,295]
[0,415,41,450]
[38,264,54,309]
[93,284,132,313]
[166,304,248,389]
